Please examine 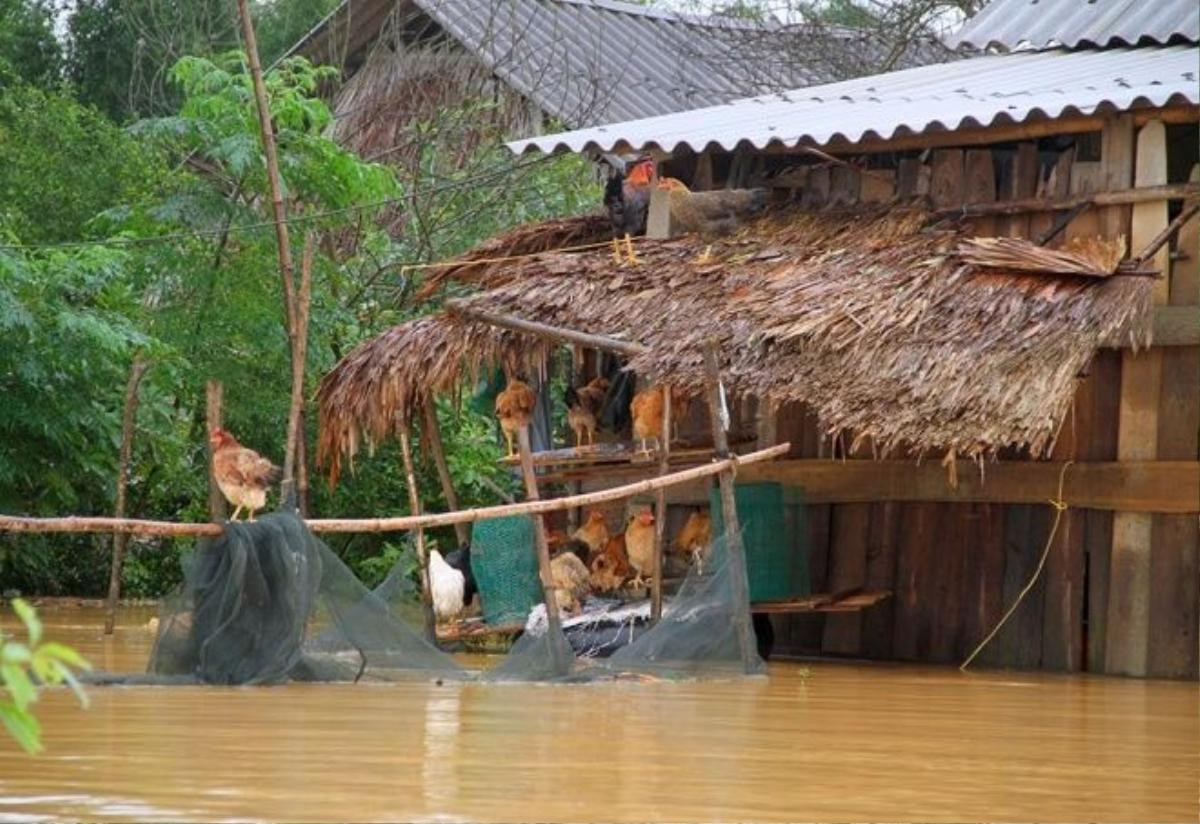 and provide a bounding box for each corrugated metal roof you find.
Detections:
[288,0,950,127]
[950,0,1199,50]
[507,45,1198,156]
